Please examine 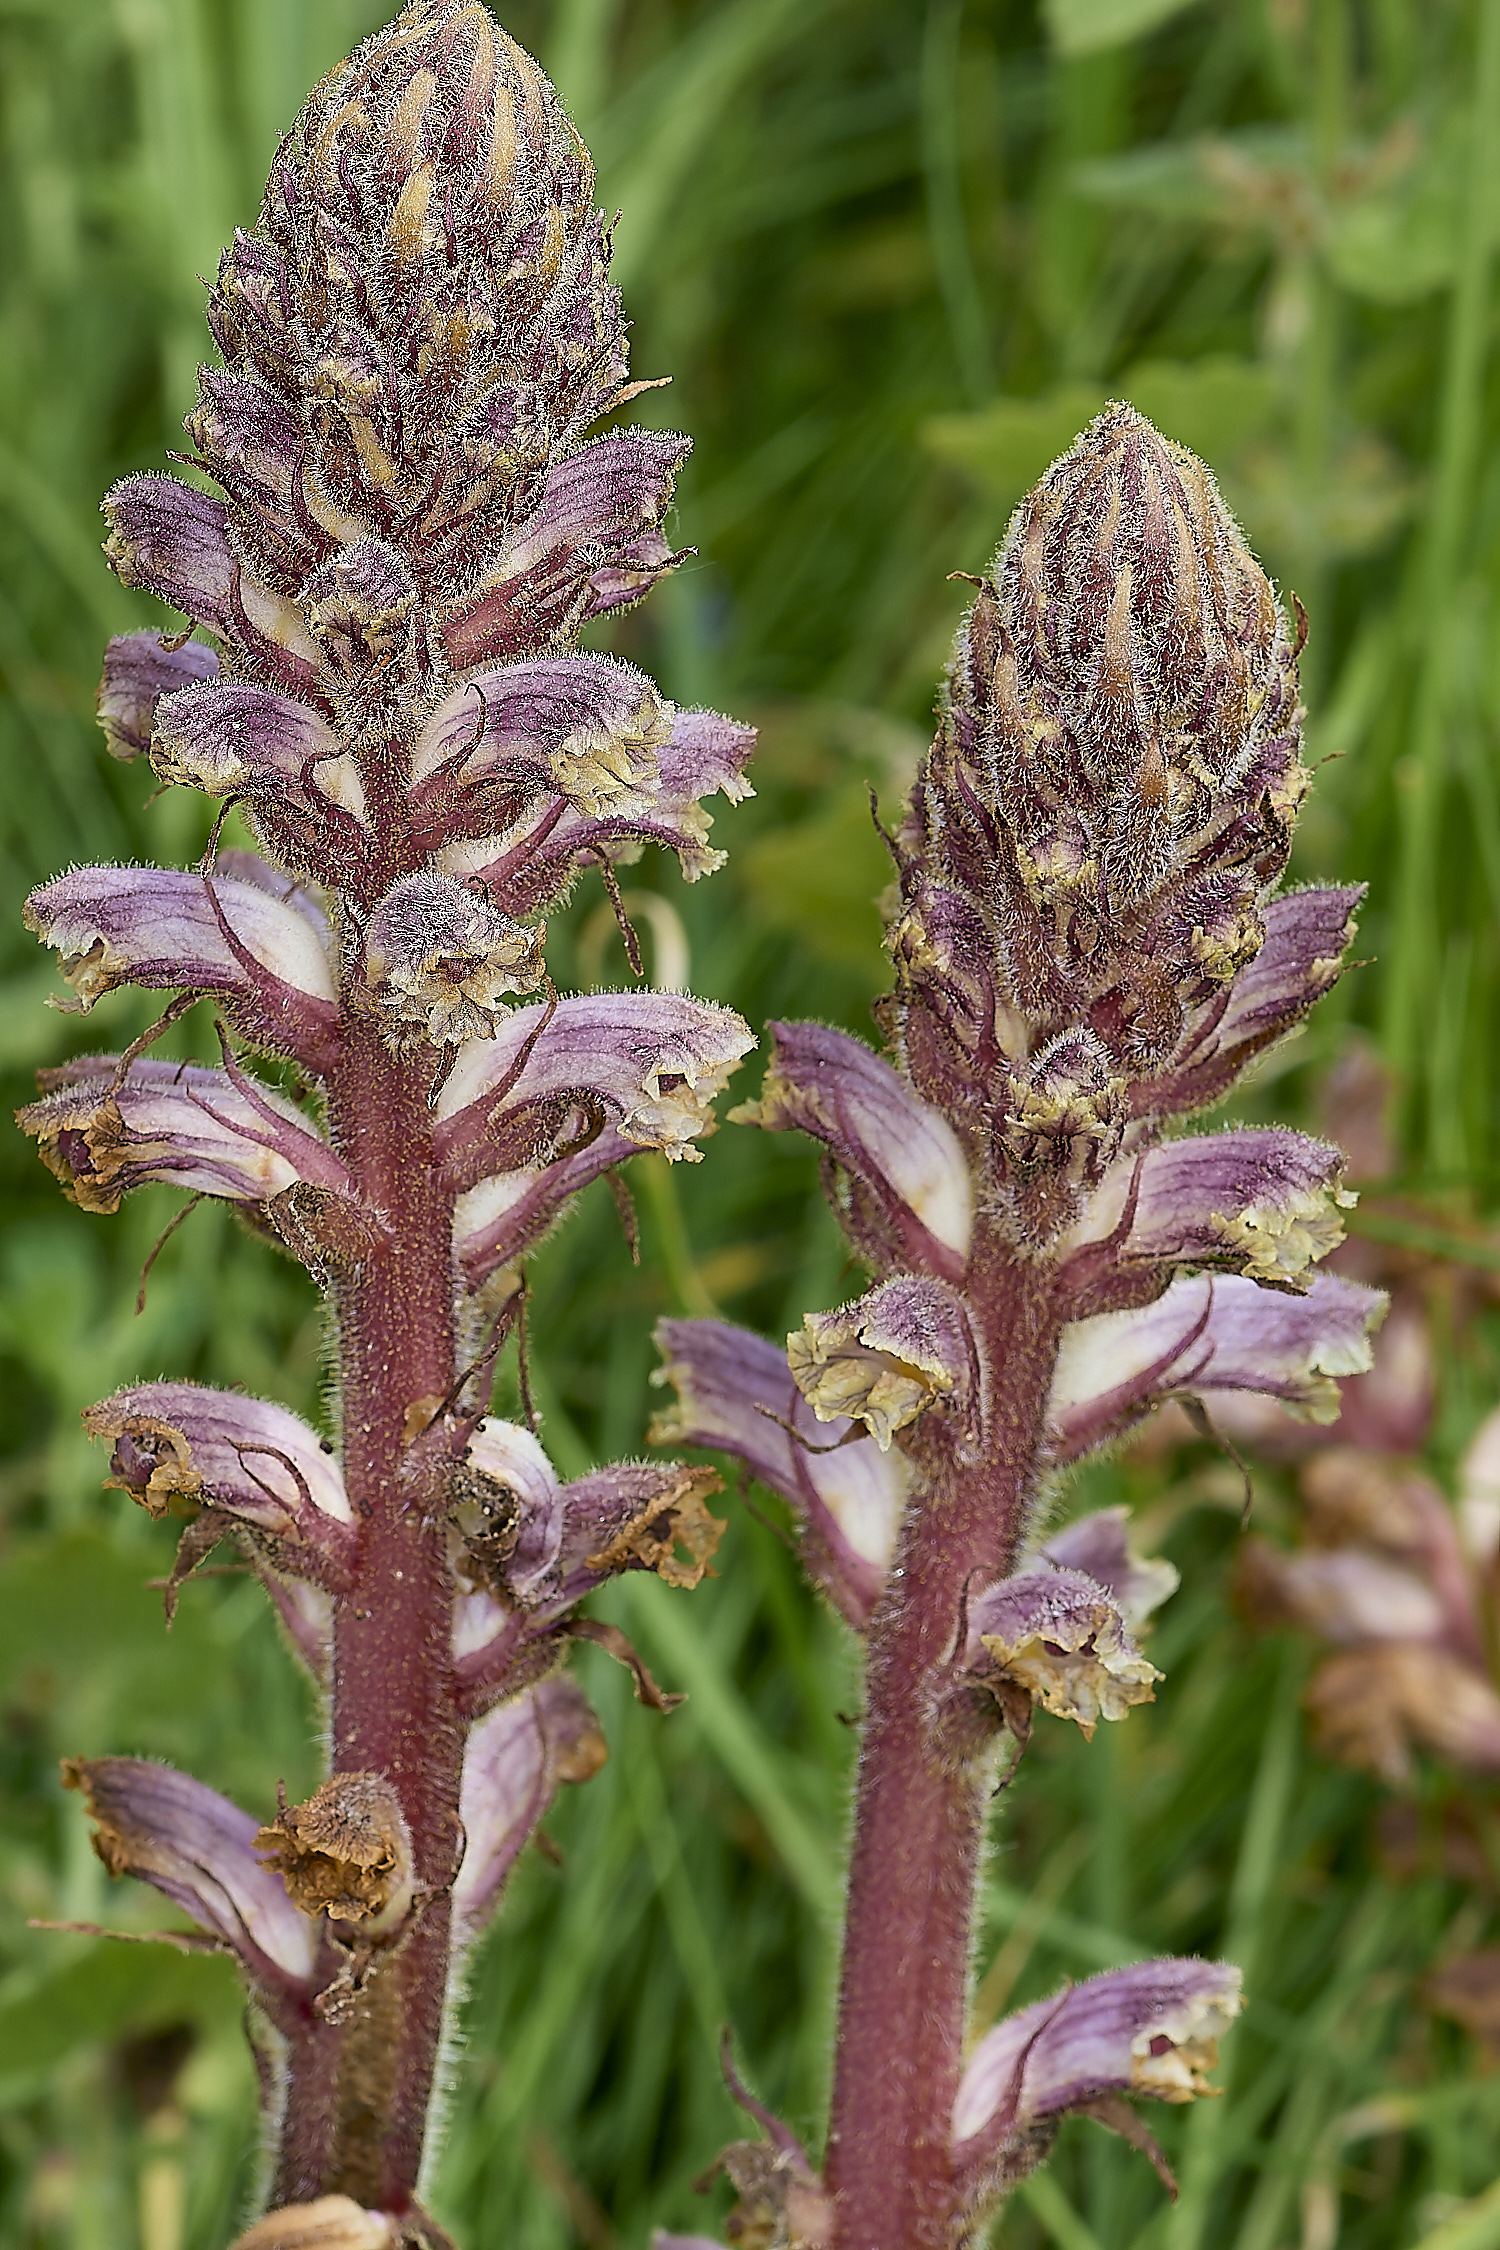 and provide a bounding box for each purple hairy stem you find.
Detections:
[654,405,1385,2248]
[827,1254,1058,2245]
[23,7,755,2240]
